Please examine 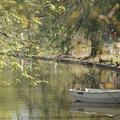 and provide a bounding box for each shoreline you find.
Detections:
[56,57,120,72]
[32,55,120,72]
